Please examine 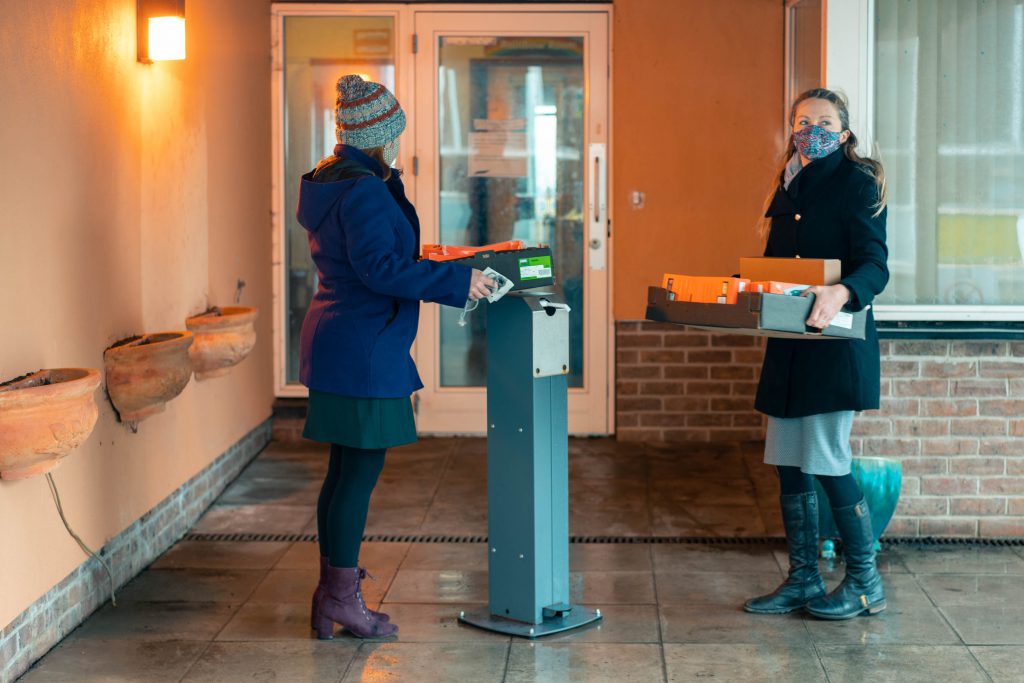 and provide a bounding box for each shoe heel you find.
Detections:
[315,613,335,640]
[867,601,887,615]
[311,585,324,630]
